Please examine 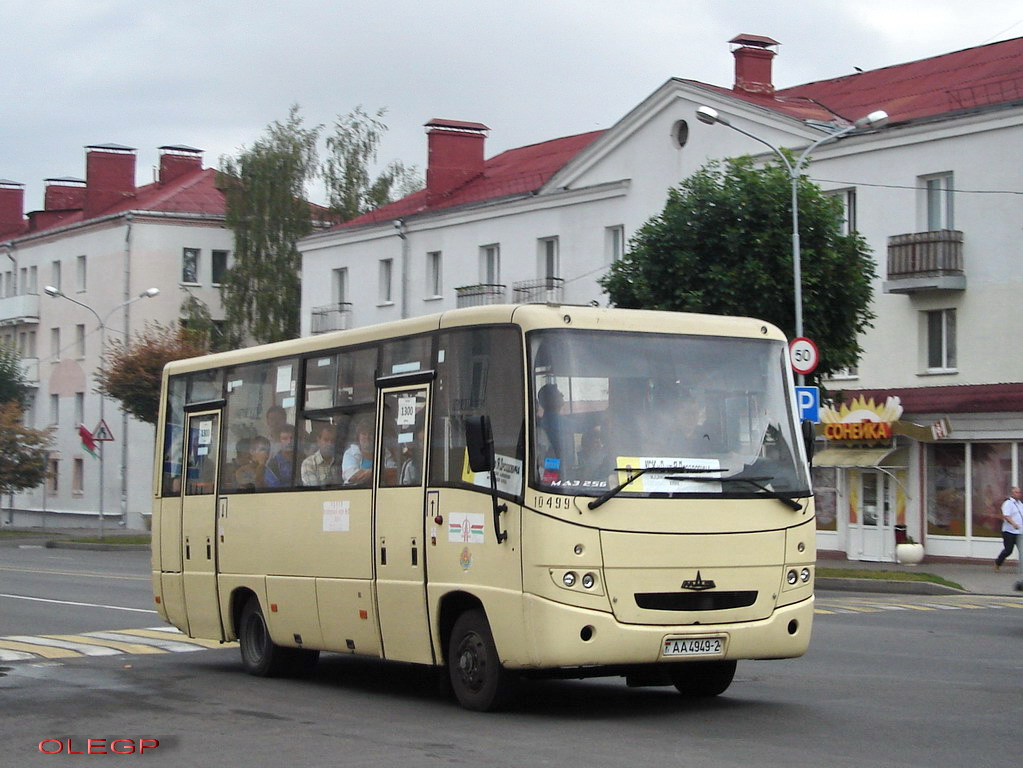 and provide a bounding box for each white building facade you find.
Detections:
[301,35,1023,563]
[1,144,230,530]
